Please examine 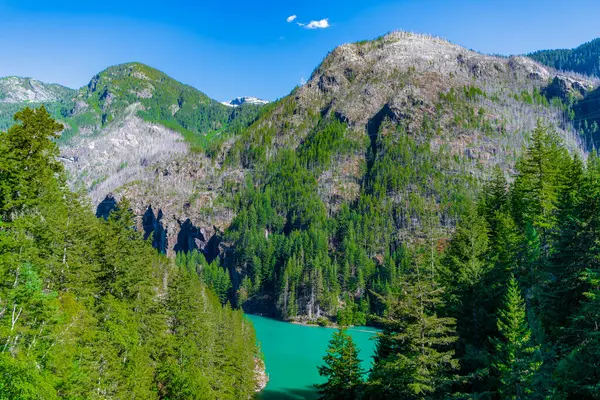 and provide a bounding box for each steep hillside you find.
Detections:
[57,63,264,194]
[528,37,600,76]
[527,38,600,148]
[2,34,596,323]
[216,32,595,320]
